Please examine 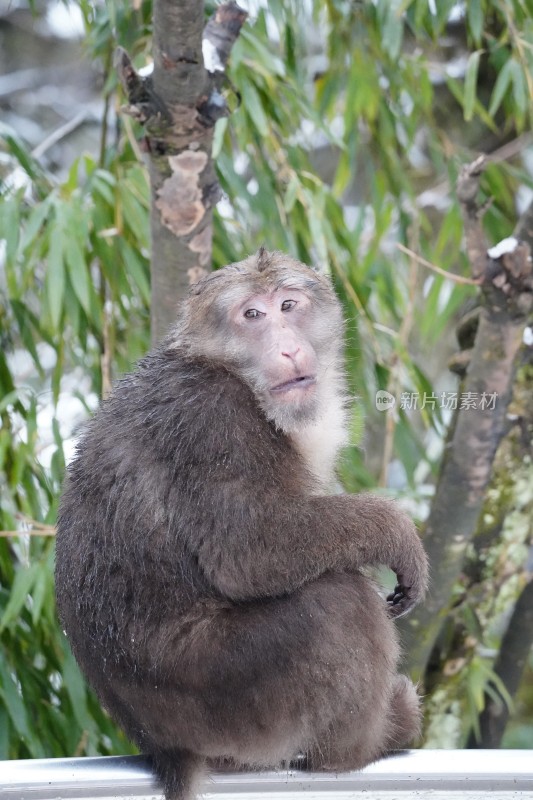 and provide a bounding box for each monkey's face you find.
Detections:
[227,286,324,428]
[178,252,345,432]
